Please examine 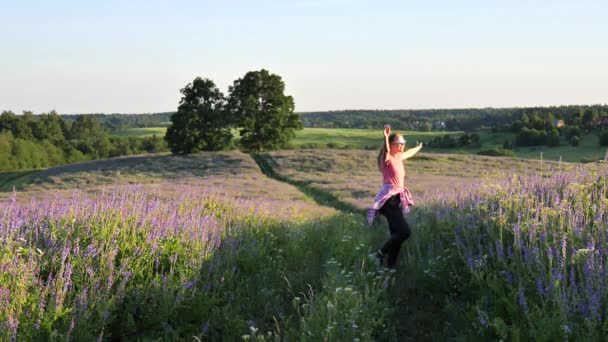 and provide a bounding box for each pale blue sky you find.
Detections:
[1,0,607,113]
